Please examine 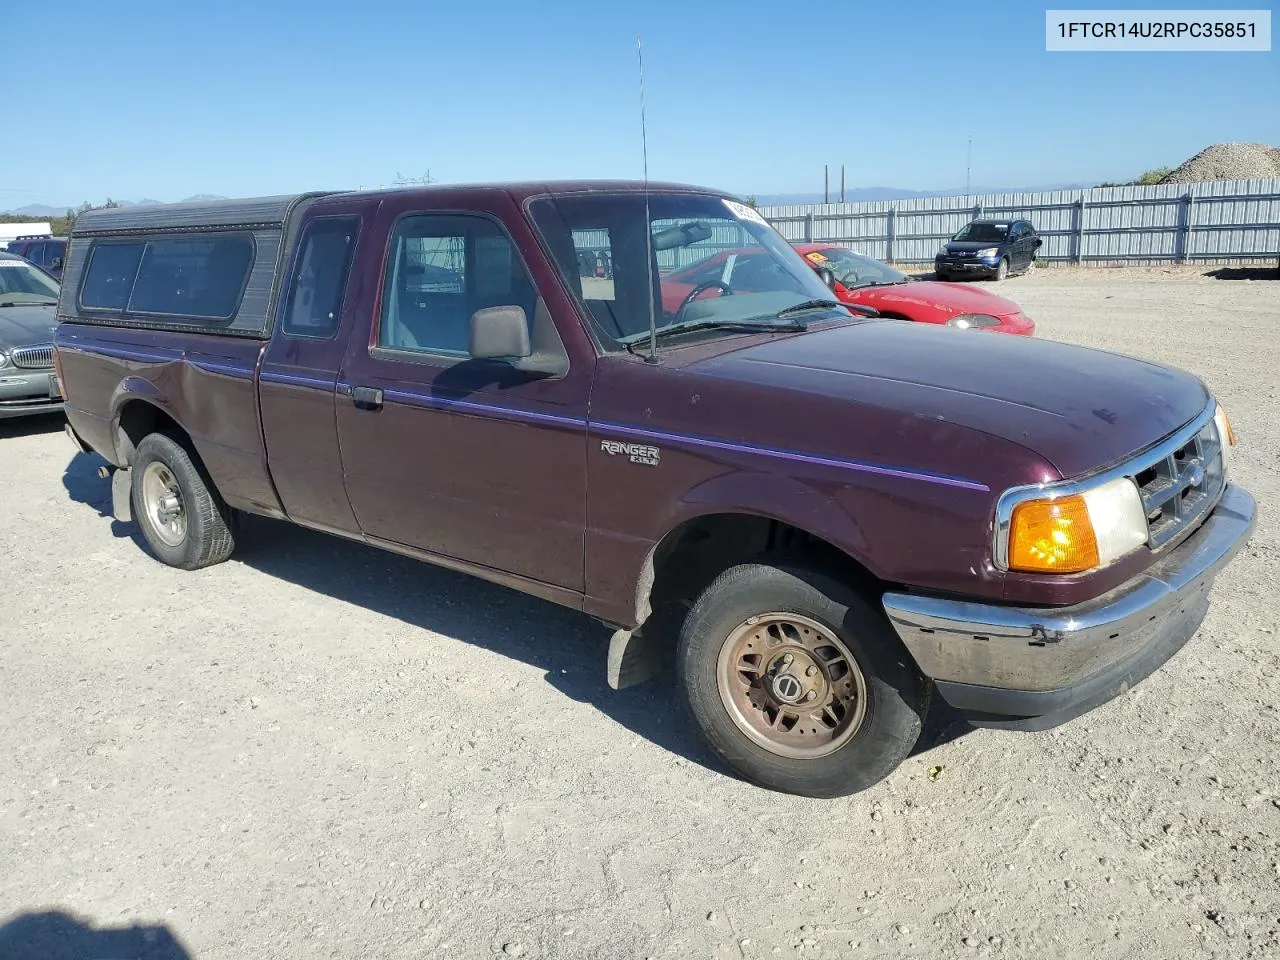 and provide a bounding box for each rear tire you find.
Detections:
[130,432,235,570]
[677,561,927,797]
[994,257,1009,281]
[935,270,951,282]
